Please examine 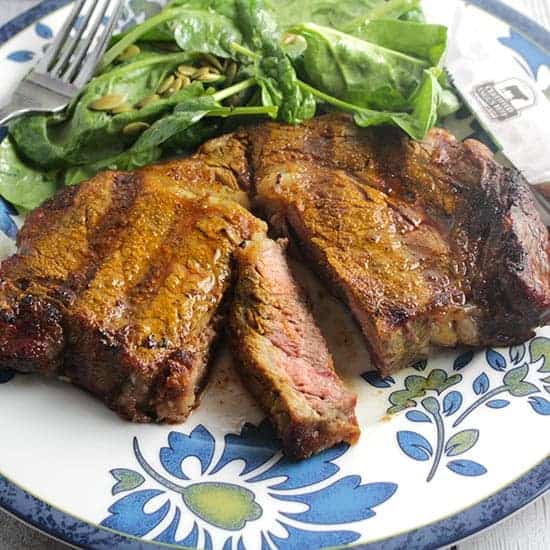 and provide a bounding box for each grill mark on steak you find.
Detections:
[68,171,144,292]
[73,181,181,328]
[125,214,186,311]
[126,202,240,351]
